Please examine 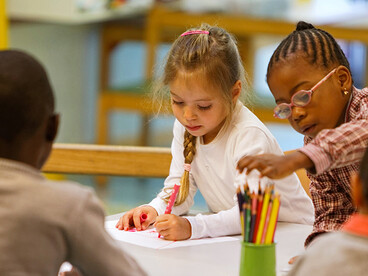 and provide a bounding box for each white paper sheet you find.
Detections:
[105,219,238,250]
